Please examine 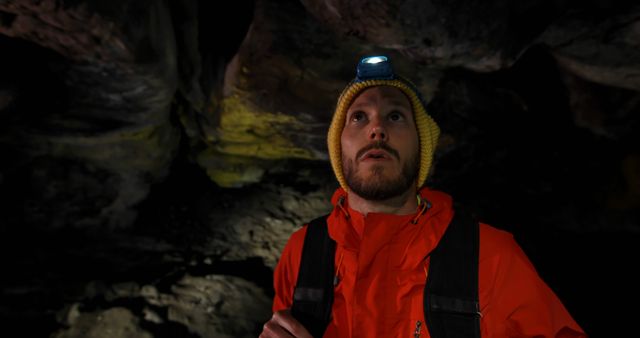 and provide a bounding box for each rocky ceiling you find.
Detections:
[0,0,639,337]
